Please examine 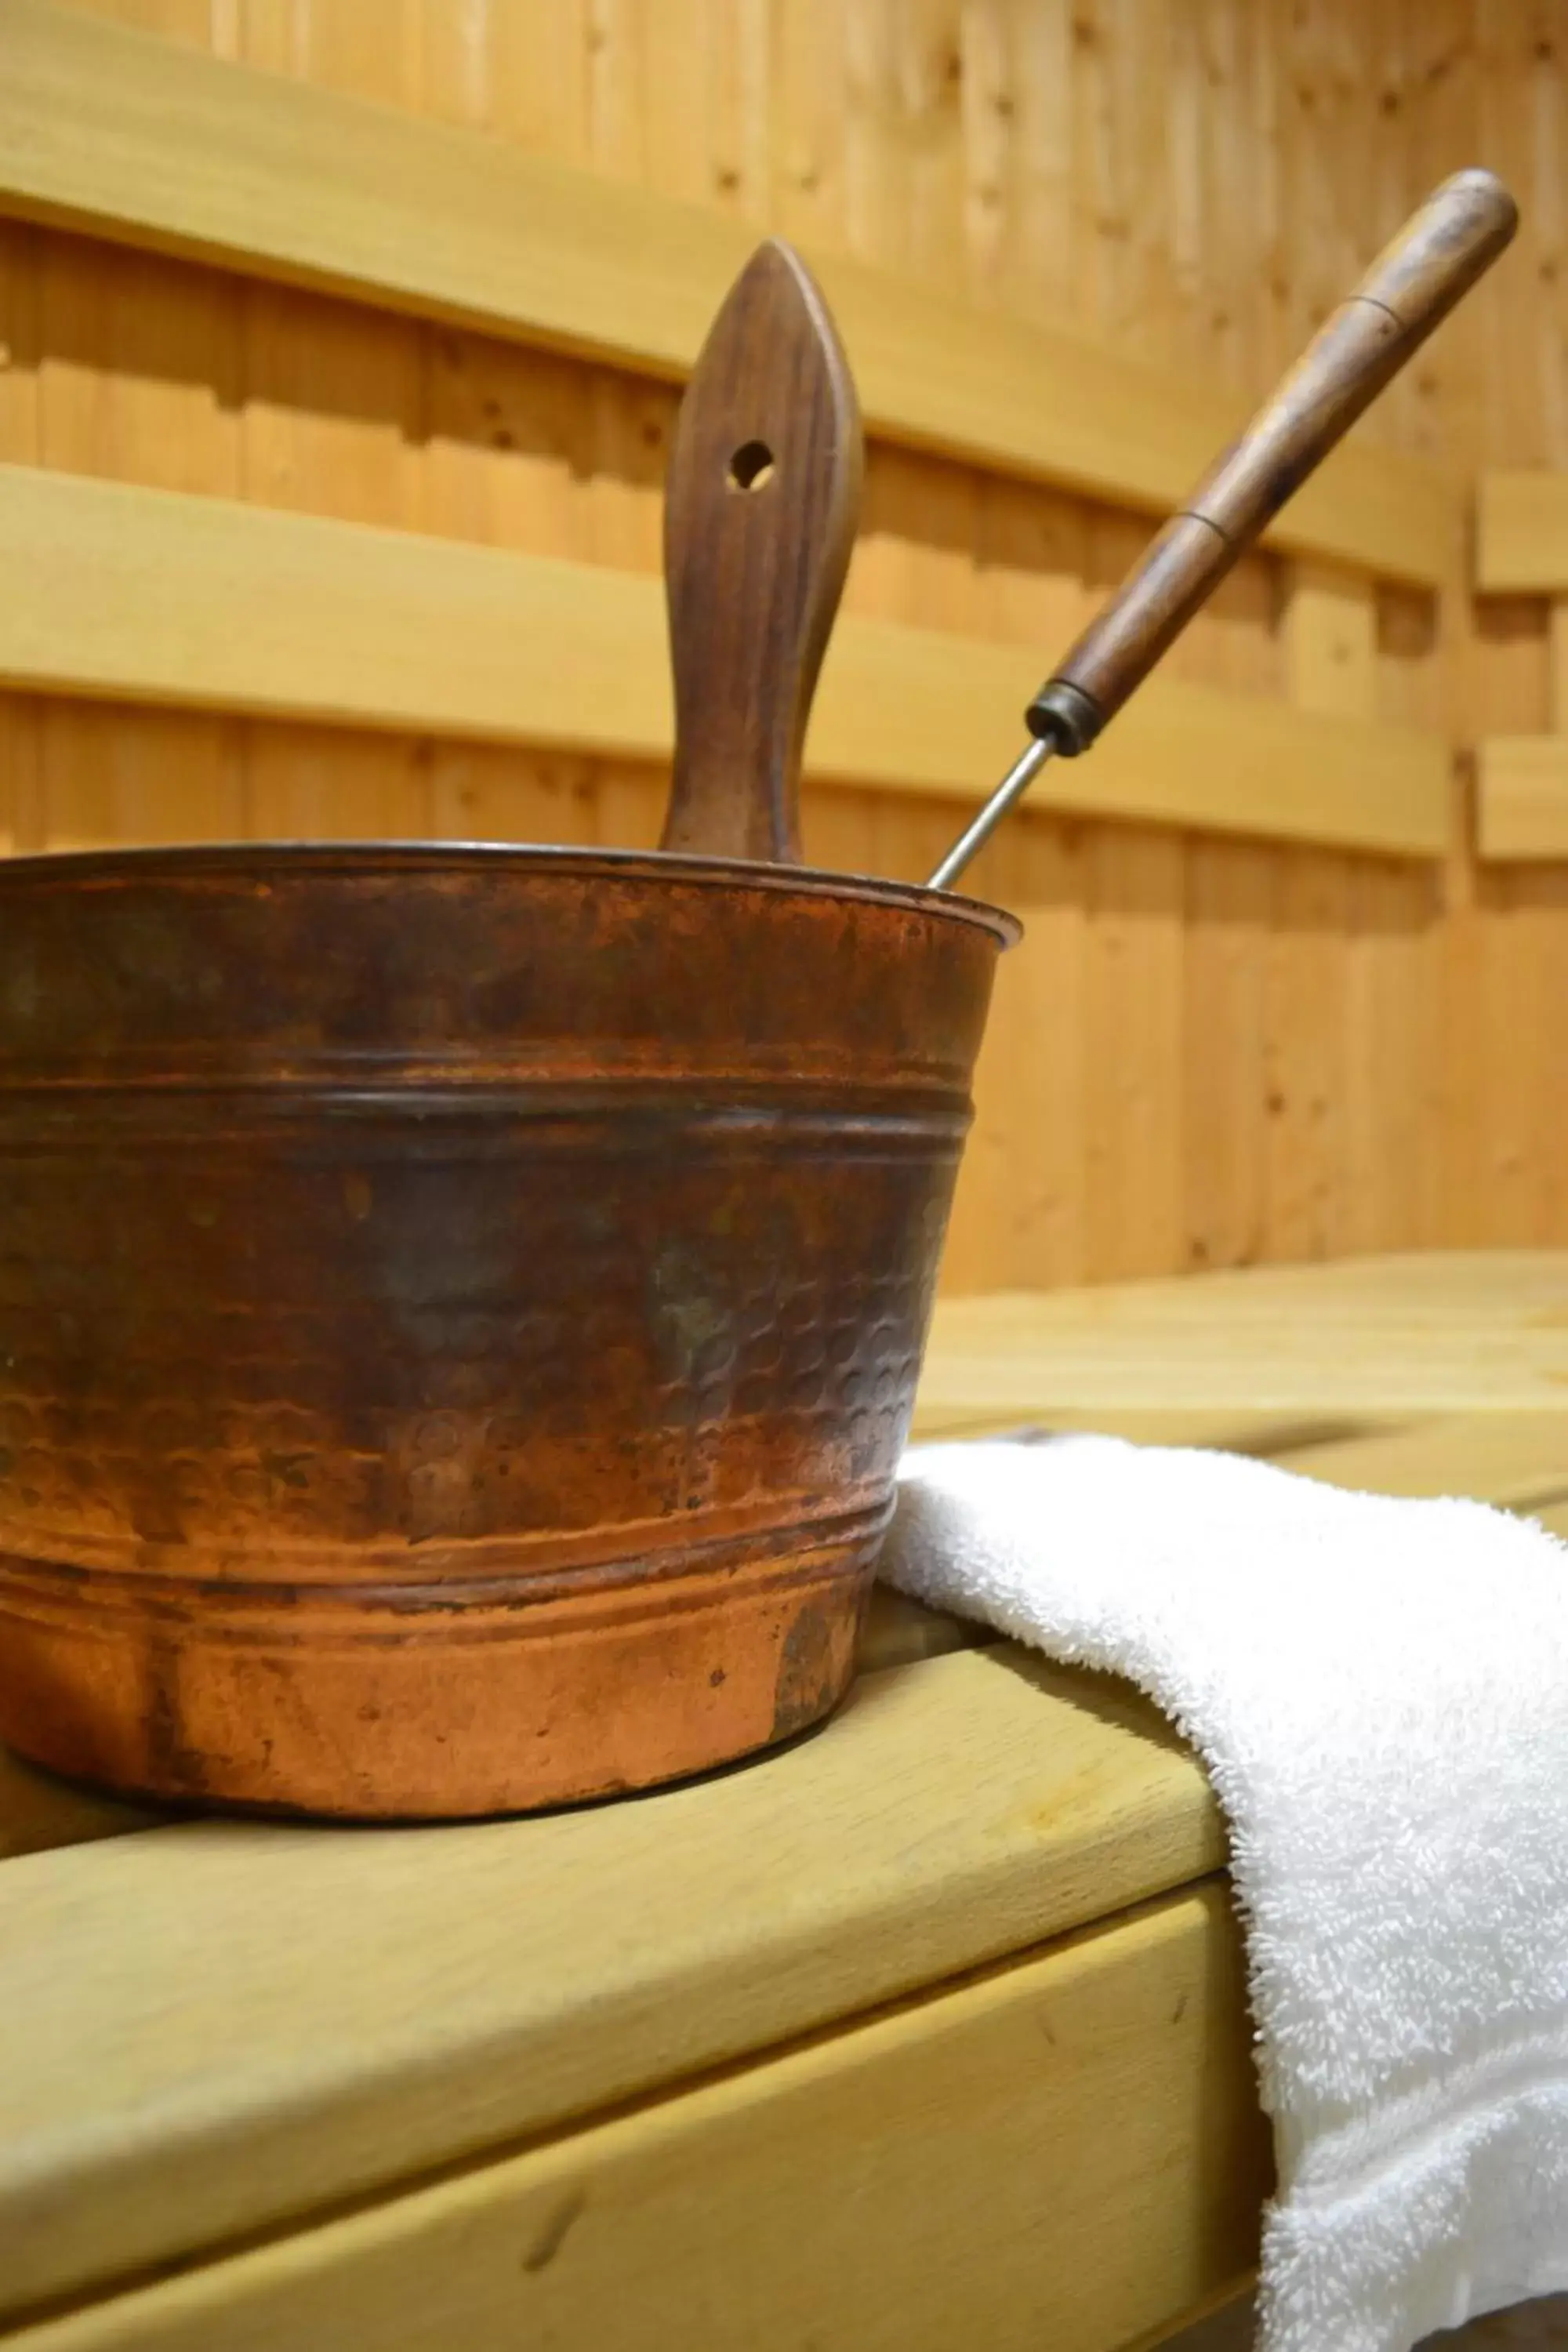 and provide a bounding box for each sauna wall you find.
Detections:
[0,0,1562,1290]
